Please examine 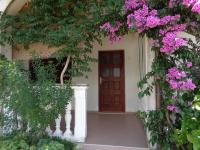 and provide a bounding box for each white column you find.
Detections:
[72,85,88,142]
[63,102,72,139]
